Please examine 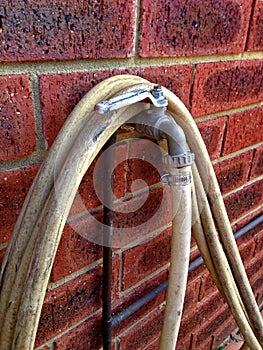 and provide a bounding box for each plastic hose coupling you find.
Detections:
[161,152,195,186]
